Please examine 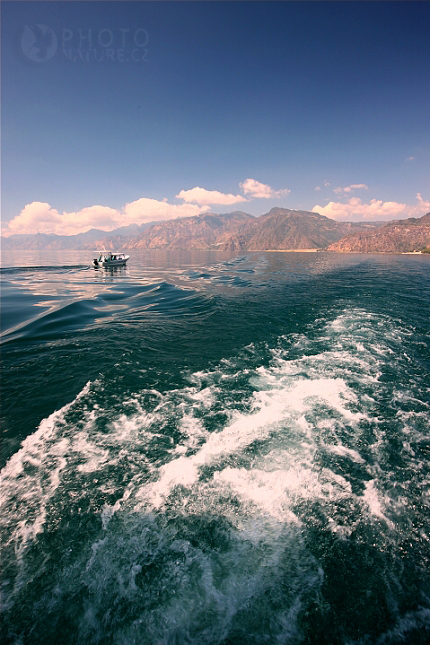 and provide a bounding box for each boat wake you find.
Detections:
[1,307,429,644]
